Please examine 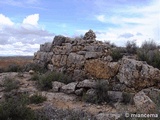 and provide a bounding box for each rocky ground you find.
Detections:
[0,72,139,120]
